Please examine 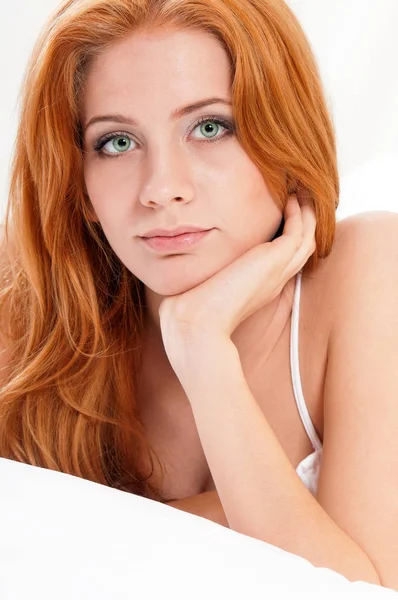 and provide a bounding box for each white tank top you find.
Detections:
[291,271,323,496]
